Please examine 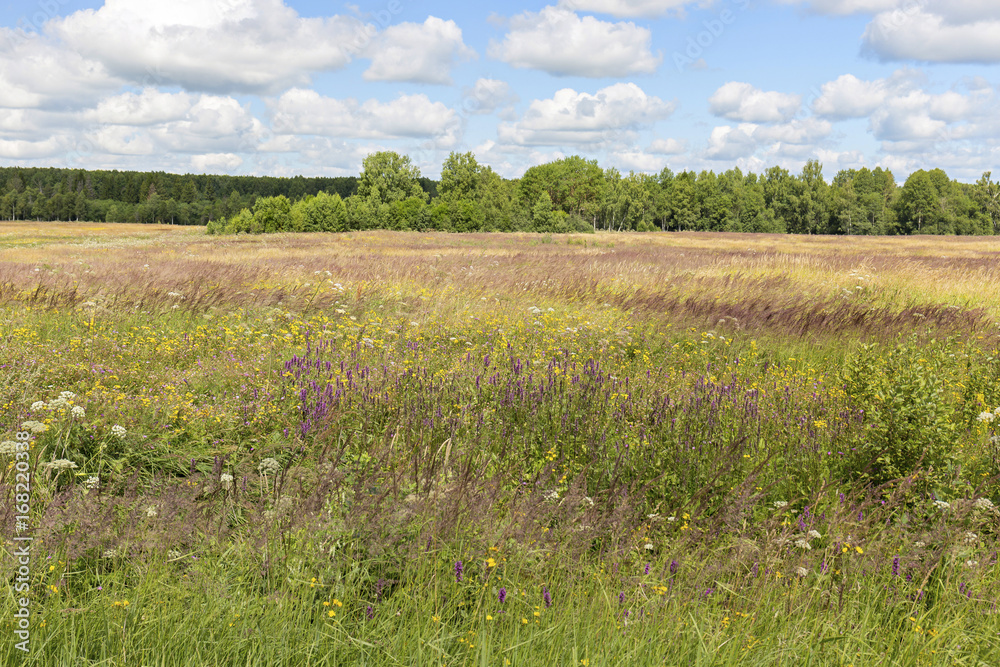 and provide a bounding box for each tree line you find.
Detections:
[3,155,999,235]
